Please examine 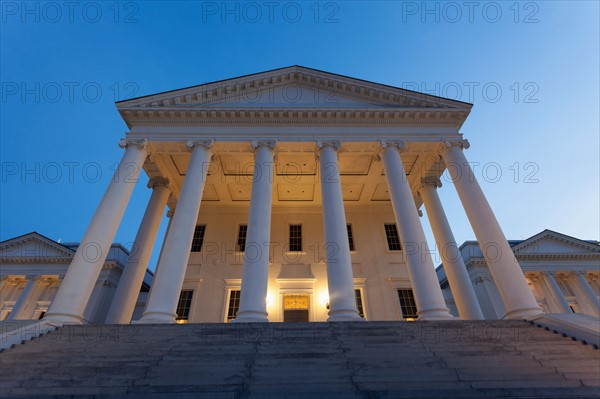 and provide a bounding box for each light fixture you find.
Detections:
[319,291,330,310]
